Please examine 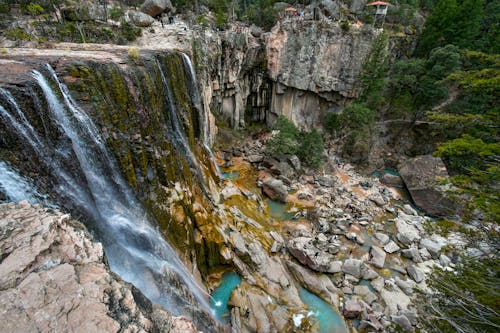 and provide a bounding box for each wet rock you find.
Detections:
[380,173,404,188]
[342,259,362,279]
[406,265,425,283]
[140,0,174,17]
[343,300,362,319]
[369,245,386,269]
[399,155,456,216]
[262,177,288,202]
[383,240,400,254]
[374,232,390,245]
